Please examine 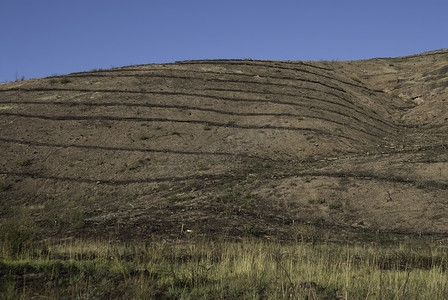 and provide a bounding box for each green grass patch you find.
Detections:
[17,159,32,167]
